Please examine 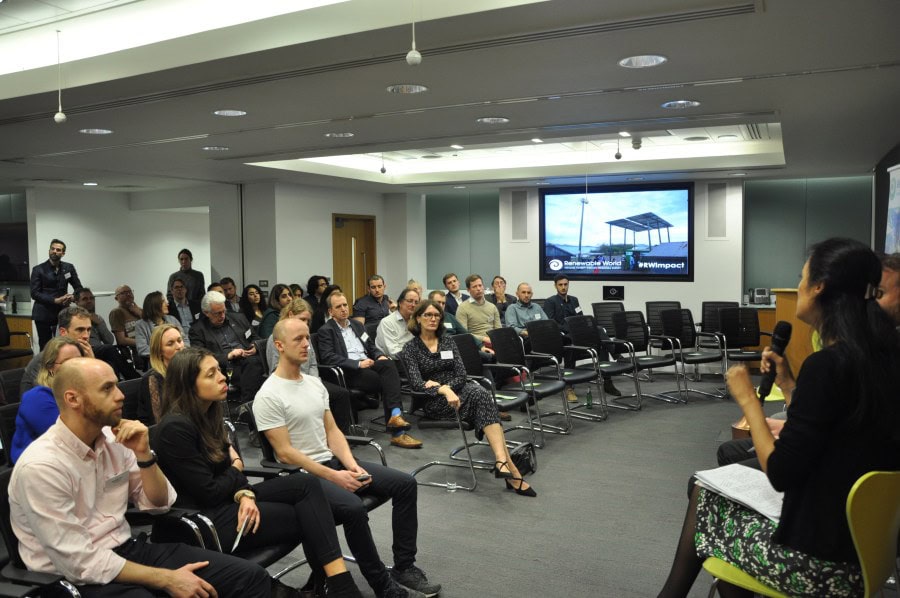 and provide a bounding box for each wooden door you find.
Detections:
[332,215,377,305]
